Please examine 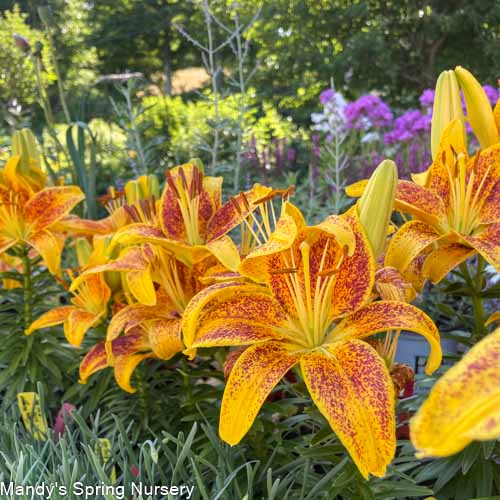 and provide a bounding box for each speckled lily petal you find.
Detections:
[301,340,395,479]
[328,301,441,374]
[219,341,299,445]
[411,328,500,458]
[385,220,442,273]
[25,306,74,335]
[423,243,475,284]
